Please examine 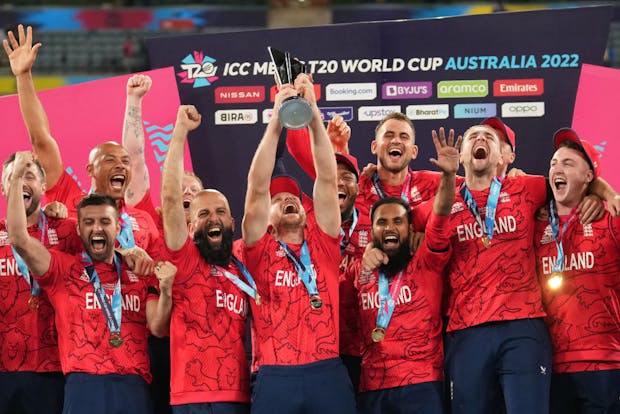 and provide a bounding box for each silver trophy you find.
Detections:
[268,47,313,130]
